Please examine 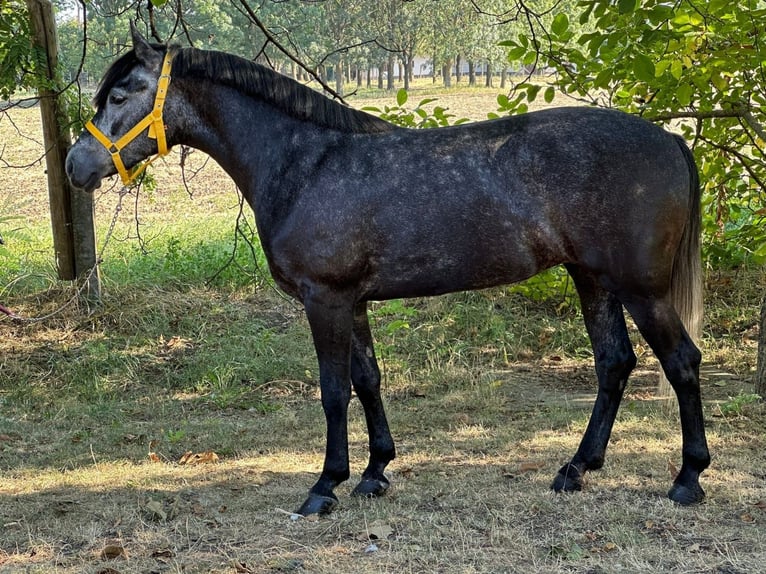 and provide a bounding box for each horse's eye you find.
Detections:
[109,93,126,106]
